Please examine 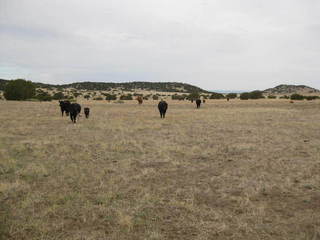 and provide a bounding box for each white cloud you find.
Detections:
[0,0,320,90]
